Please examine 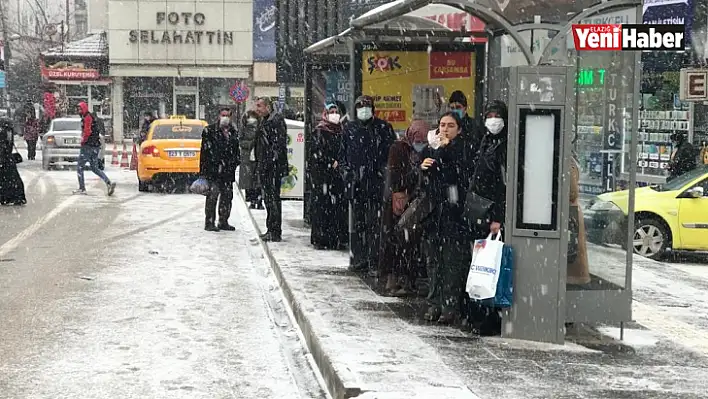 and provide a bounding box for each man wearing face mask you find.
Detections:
[254,97,289,242]
[667,131,696,181]
[239,110,262,209]
[199,107,240,232]
[339,95,397,274]
[448,90,483,180]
